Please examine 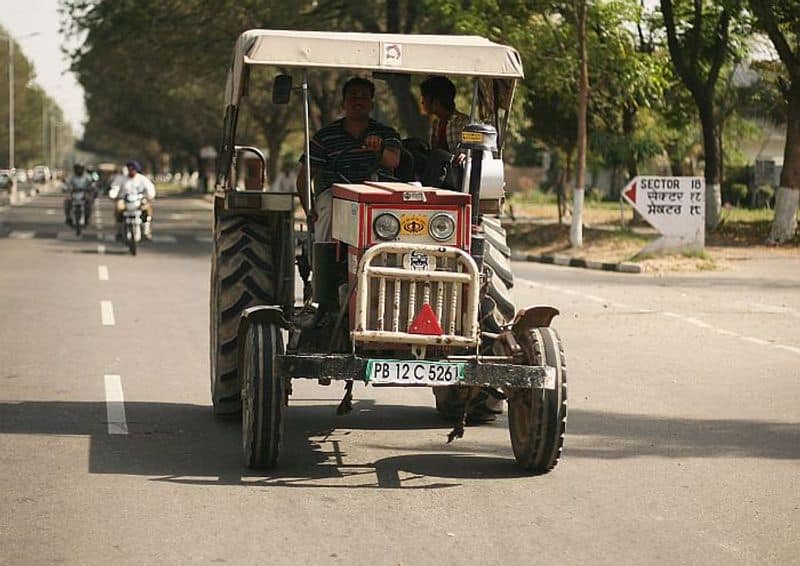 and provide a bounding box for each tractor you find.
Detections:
[210,30,567,473]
